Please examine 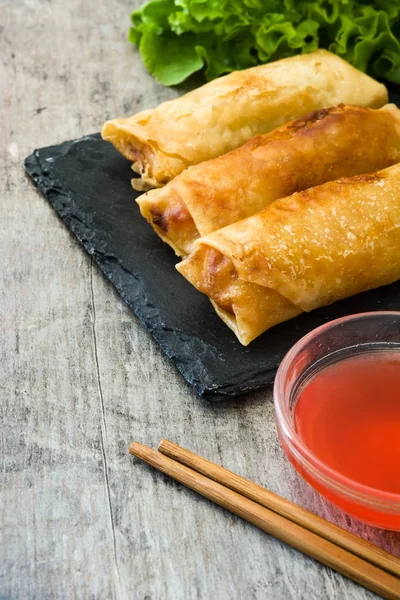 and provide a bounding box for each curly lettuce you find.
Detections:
[128,0,400,86]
